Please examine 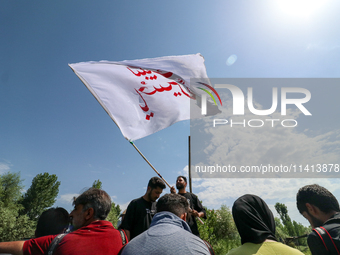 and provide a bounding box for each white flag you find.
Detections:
[69,53,219,141]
